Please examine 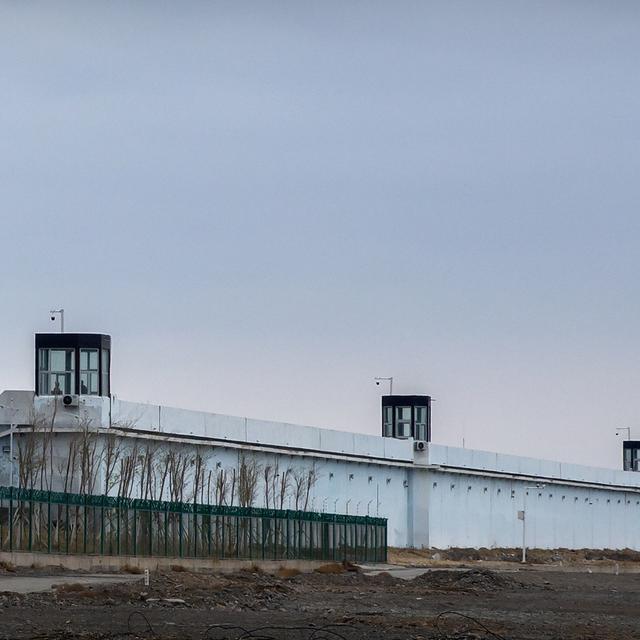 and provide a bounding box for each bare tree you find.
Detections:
[215,467,229,505]
[229,467,237,507]
[263,464,274,509]
[77,421,99,496]
[292,464,318,511]
[138,443,159,500]
[118,442,140,499]
[156,450,171,502]
[167,449,189,503]
[101,432,122,496]
[191,447,210,504]
[276,465,292,510]
[238,454,260,508]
